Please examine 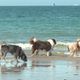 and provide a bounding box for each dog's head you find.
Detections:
[1,45,9,55]
[77,39,80,48]
[30,37,37,44]
[20,51,27,62]
[47,39,56,47]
